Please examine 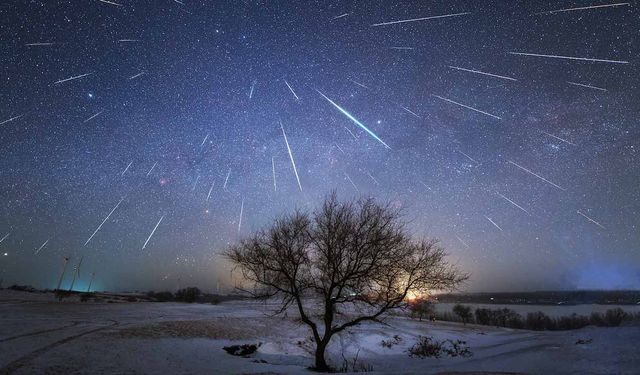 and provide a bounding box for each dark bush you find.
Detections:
[475,308,491,325]
[80,293,95,302]
[408,336,472,358]
[589,312,605,326]
[175,287,201,303]
[9,285,35,292]
[526,311,552,330]
[452,304,472,325]
[223,343,259,357]
[147,291,175,302]
[604,308,627,327]
[55,289,73,301]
